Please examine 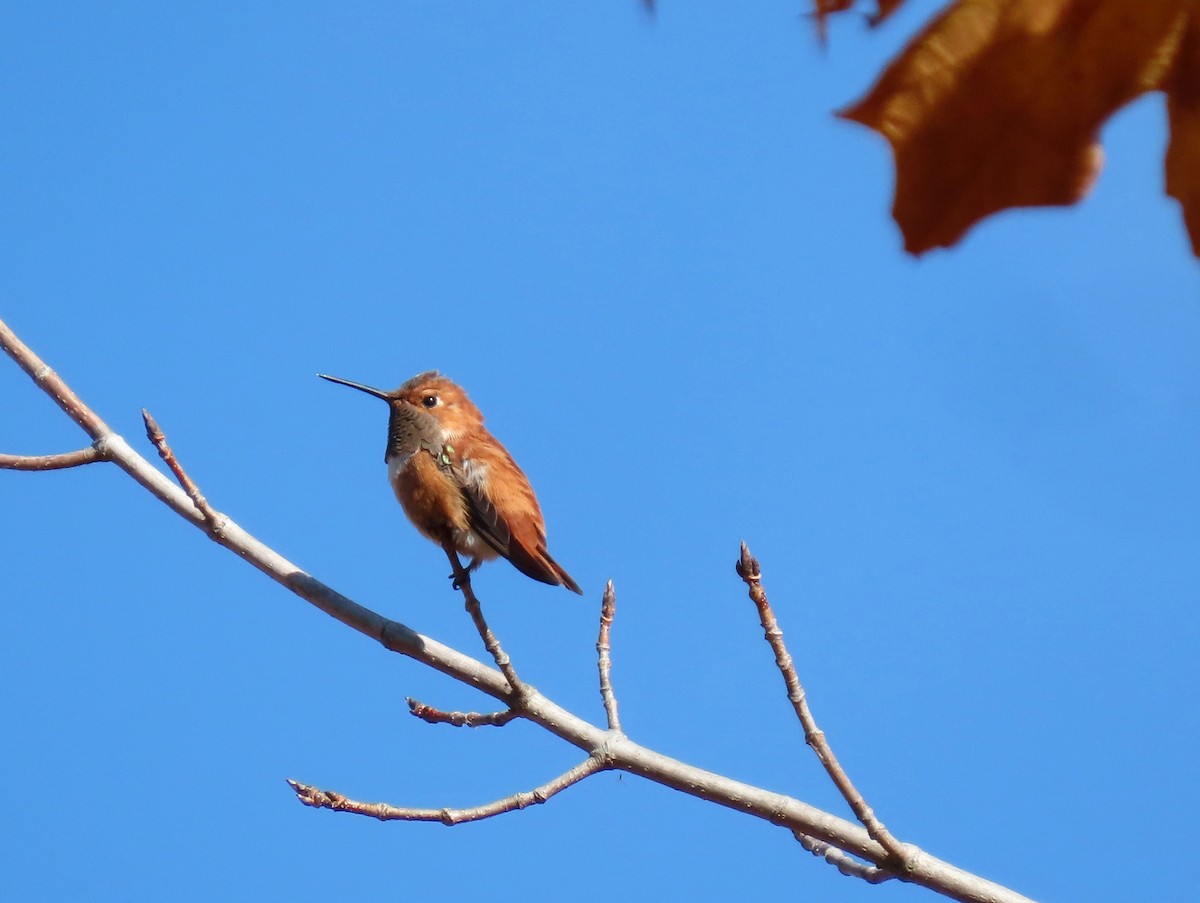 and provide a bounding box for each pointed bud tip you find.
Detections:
[141,409,161,440]
[736,541,760,580]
